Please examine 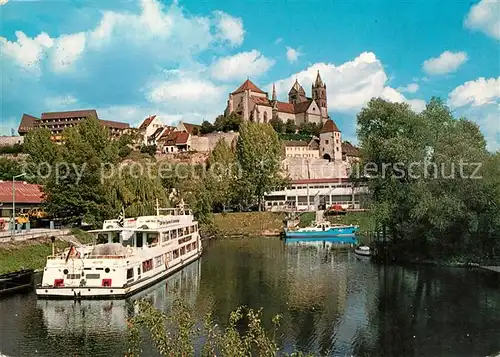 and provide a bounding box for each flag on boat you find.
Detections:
[118,206,125,227]
[65,246,77,263]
